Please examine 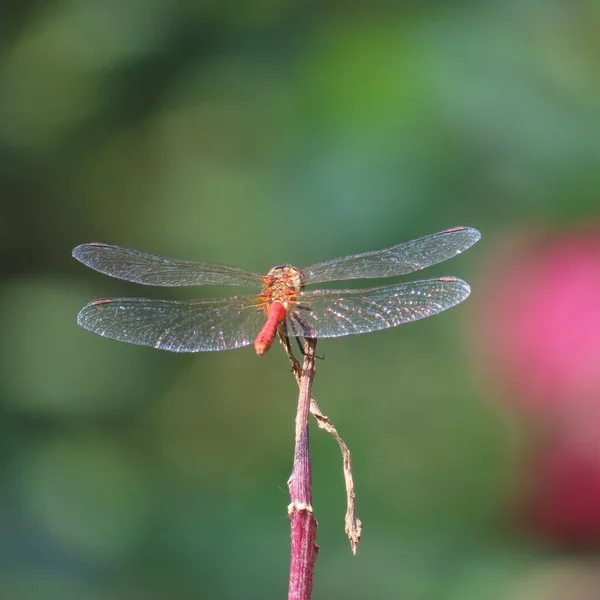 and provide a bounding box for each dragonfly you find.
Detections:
[73,226,480,355]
